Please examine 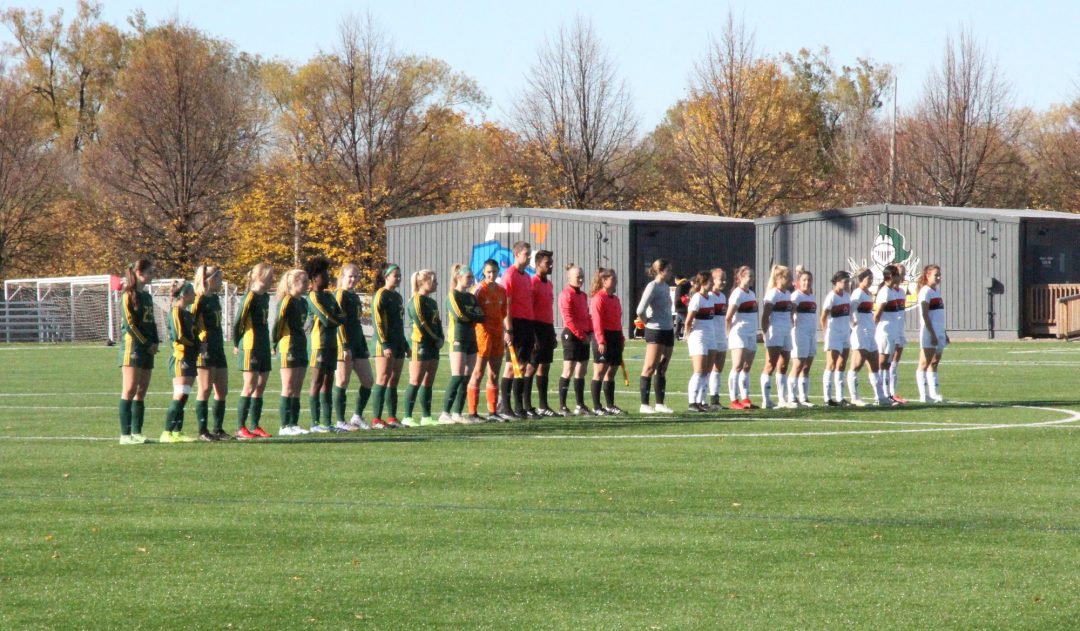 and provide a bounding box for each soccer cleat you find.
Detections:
[687,403,705,413]
[213,430,233,441]
[839,399,851,407]
[573,405,594,417]
[930,395,945,404]
[119,434,135,445]
[385,418,401,428]
[328,424,348,433]
[130,433,148,444]
[654,403,674,414]
[486,413,505,423]
[826,400,840,407]
[159,431,177,443]
[798,400,815,408]
[780,400,799,409]
[728,400,744,410]
[251,427,272,438]
[236,427,257,440]
[197,431,216,442]
[400,417,418,427]
[762,400,776,410]
[172,431,196,443]
[310,424,330,433]
[369,418,386,429]
[438,412,454,424]
[558,406,573,416]
[420,417,439,426]
[335,421,357,432]
[496,412,516,422]
[349,413,366,427]
[741,399,757,409]
[892,395,907,404]
[538,407,562,417]
[450,413,463,423]
[639,404,656,414]
[606,406,625,416]
[877,397,899,407]
[513,409,529,420]
[849,398,867,407]
[593,407,610,417]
